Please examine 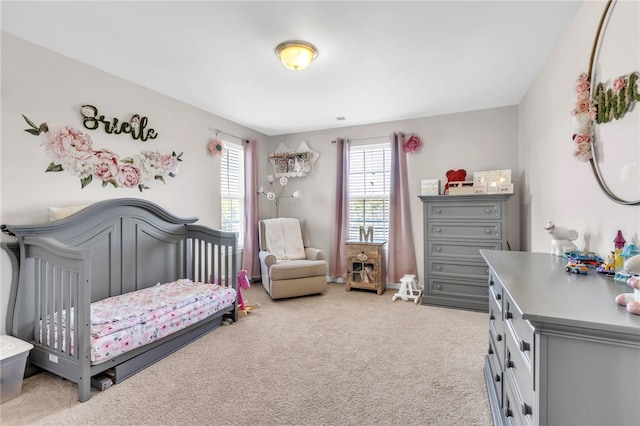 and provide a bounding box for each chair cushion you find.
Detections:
[261,218,306,260]
[270,260,327,281]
